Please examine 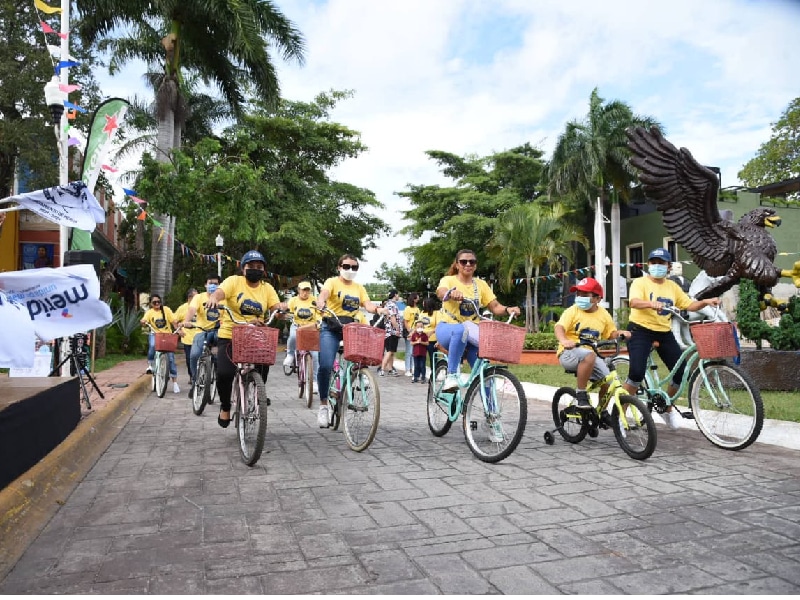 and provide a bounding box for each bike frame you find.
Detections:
[431,351,500,421]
